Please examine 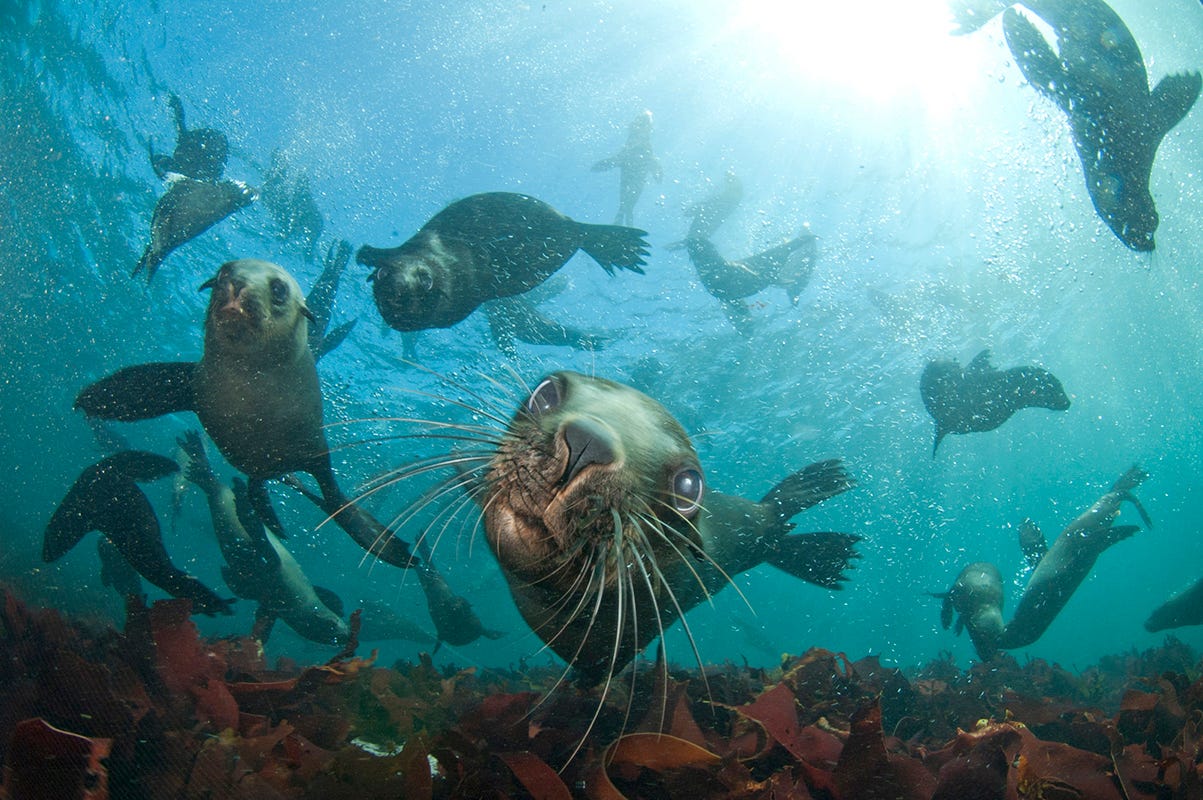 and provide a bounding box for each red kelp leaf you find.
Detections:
[498,750,572,800]
[2,587,30,638]
[235,718,294,770]
[150,599,224,694]
[226,677,300,699]
[281,731,335,781]
[1111,743,1161,800]
[586,733,722,800]
[38,649,152,740]
[399,734,433,800]
[4,717,112,800]
[834,698,933,800]
[192,679,240,732]
[731,682,805,760]
[929,734,1010,800]
[1016,741,1125,800]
